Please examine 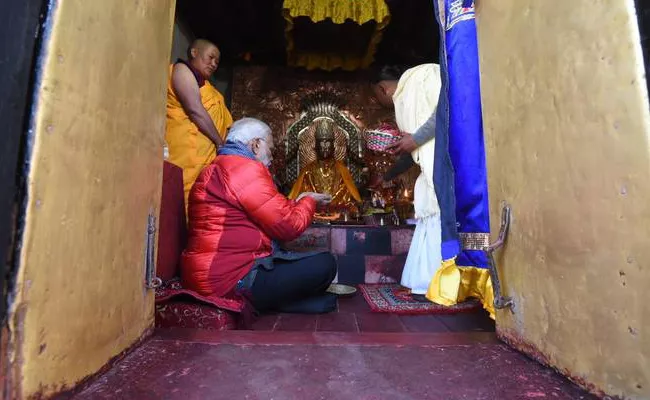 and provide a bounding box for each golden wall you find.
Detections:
[9,0,176,397]
[477,0,650,398]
